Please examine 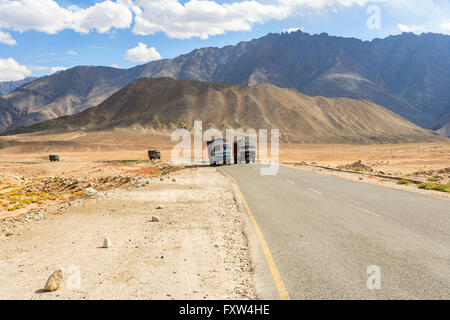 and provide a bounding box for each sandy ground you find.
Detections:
[0,167,256,300]
[0,159,180,220]
[280,142,450,174]
[279,143,450,199]
[1,131,448,172]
